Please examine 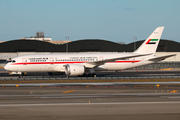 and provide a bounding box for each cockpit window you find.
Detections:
[7,60,16,63]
